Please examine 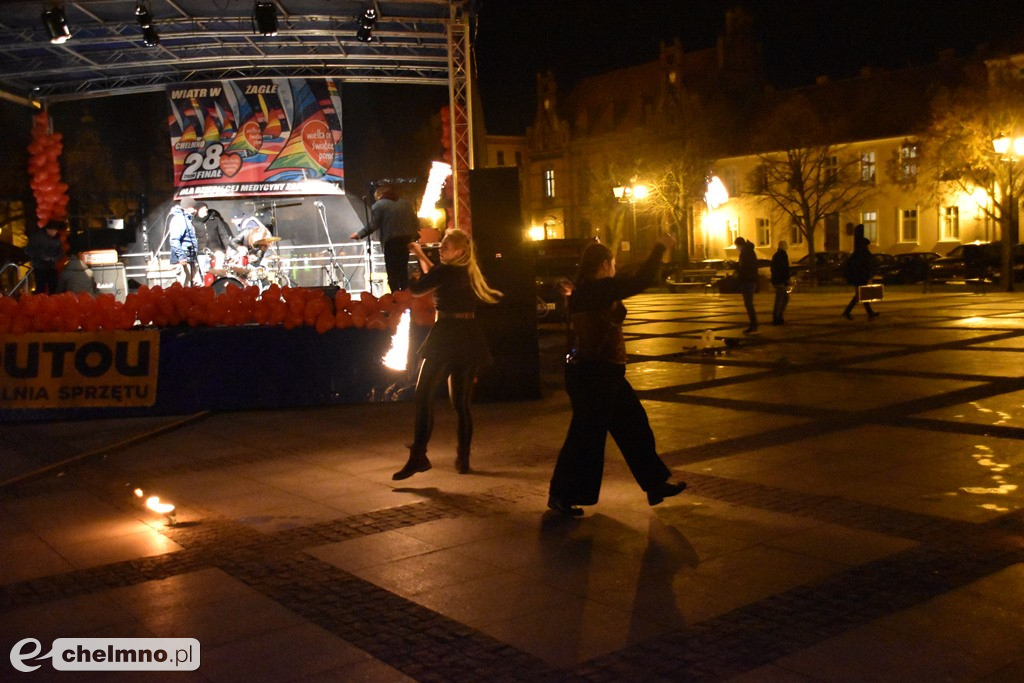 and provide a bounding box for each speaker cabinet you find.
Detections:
[469,167,522,260]
[91,263,128,302]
